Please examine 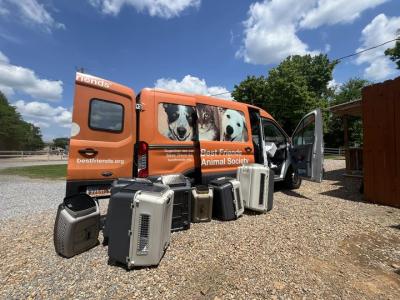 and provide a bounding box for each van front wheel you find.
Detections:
[284,167,302,190]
